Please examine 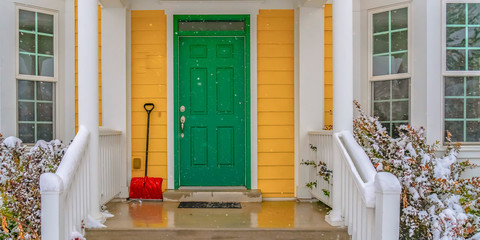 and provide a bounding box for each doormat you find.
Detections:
[178,202,242,209]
